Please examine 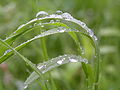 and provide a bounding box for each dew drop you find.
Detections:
[62,58,65,61]
[17,24,25,30]
[24,85,28,89]
[62,13,73,20]
[50,20,54,23]
[57,27,65,32]
[55,10,63,15]
[93,35,98,40]
[69,58,77,62]
[56,19,60,22]
[57,60,63,65]
[36,11,48,18]
[37,65,44,69]
[88,29,94,37]
[82,58,88,64]
[81,22,86,27]
[60,29,65,32]
[4,49,11,55]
